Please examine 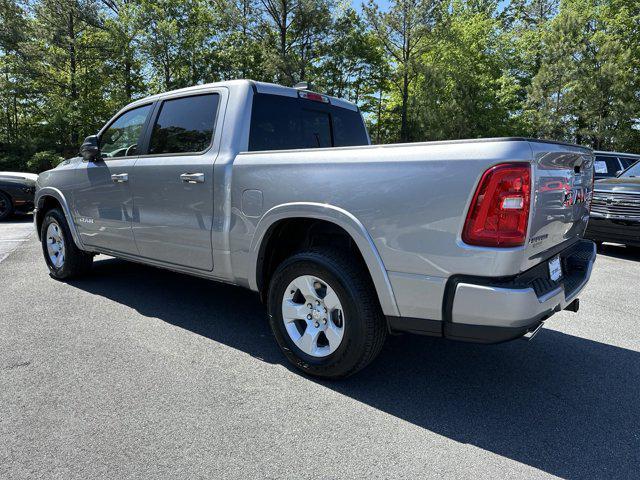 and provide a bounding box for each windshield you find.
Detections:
[620,160,640,178]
